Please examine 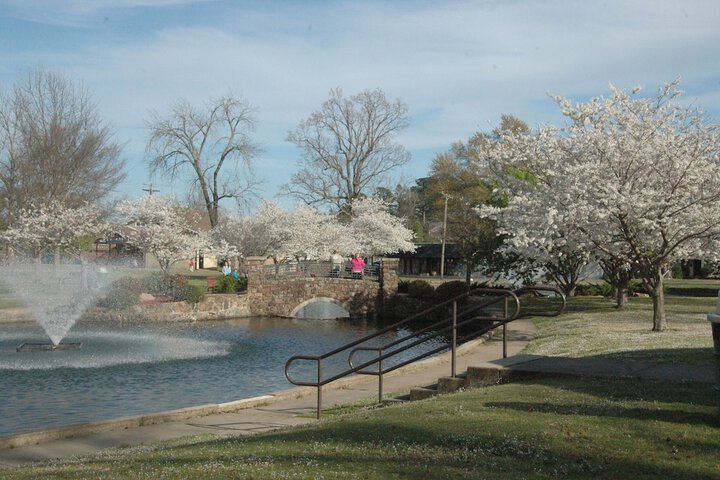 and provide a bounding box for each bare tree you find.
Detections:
[146,94,260,228]
[284,88,410,213]
[0,69,125,225]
